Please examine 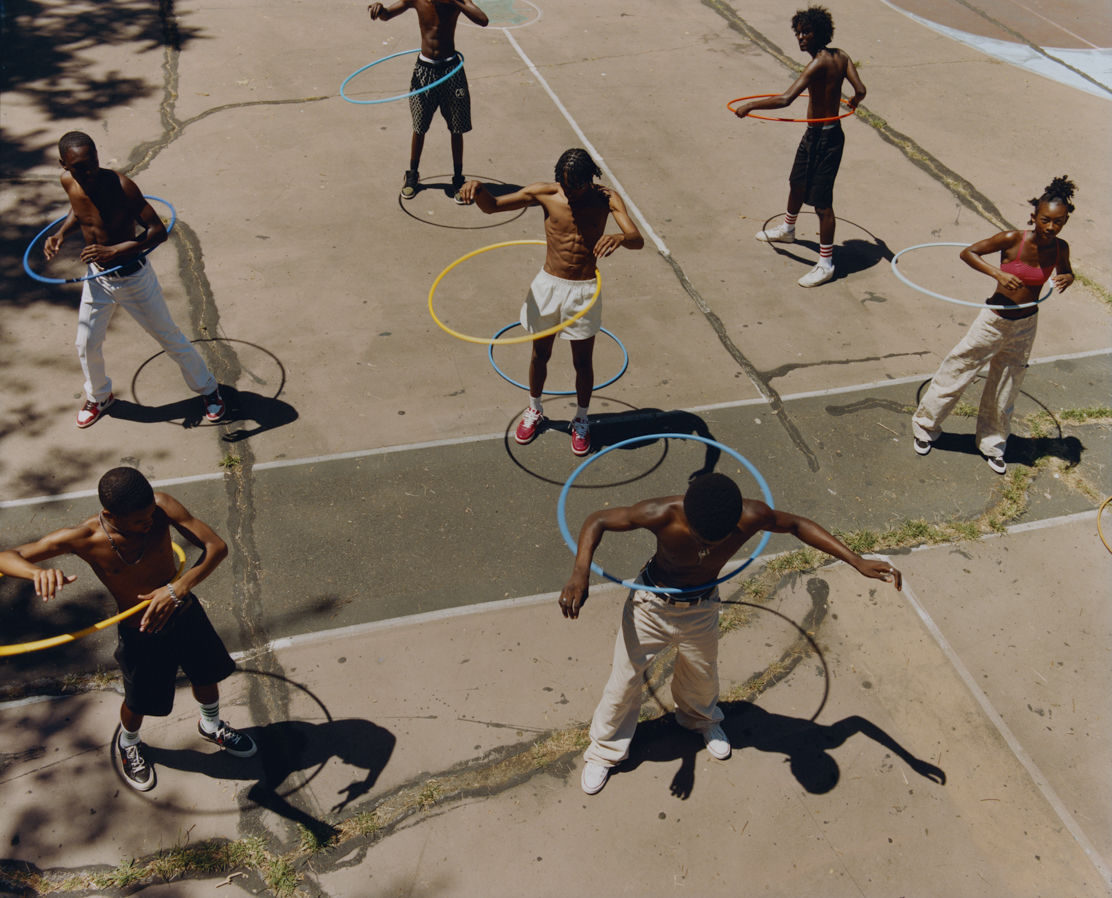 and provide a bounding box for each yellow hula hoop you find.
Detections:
[428,240,602,345]
[0,543,187,658]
